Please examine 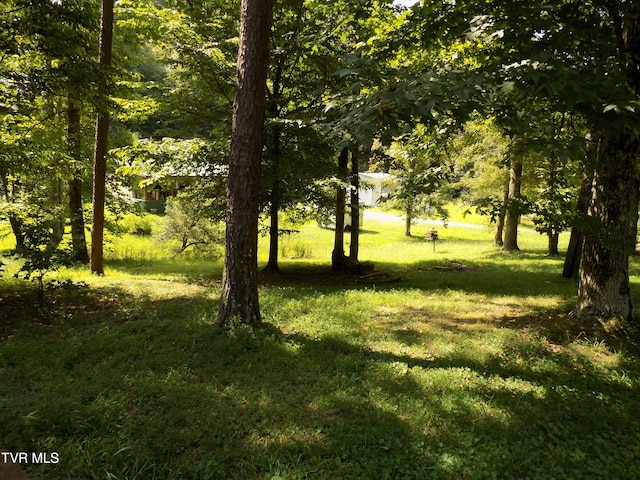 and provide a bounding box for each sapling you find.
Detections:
[12,211,71,307]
